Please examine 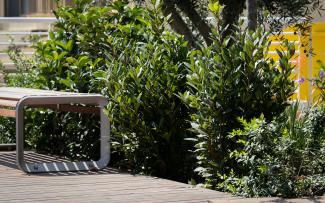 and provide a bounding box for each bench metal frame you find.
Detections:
[0,89,110,173]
